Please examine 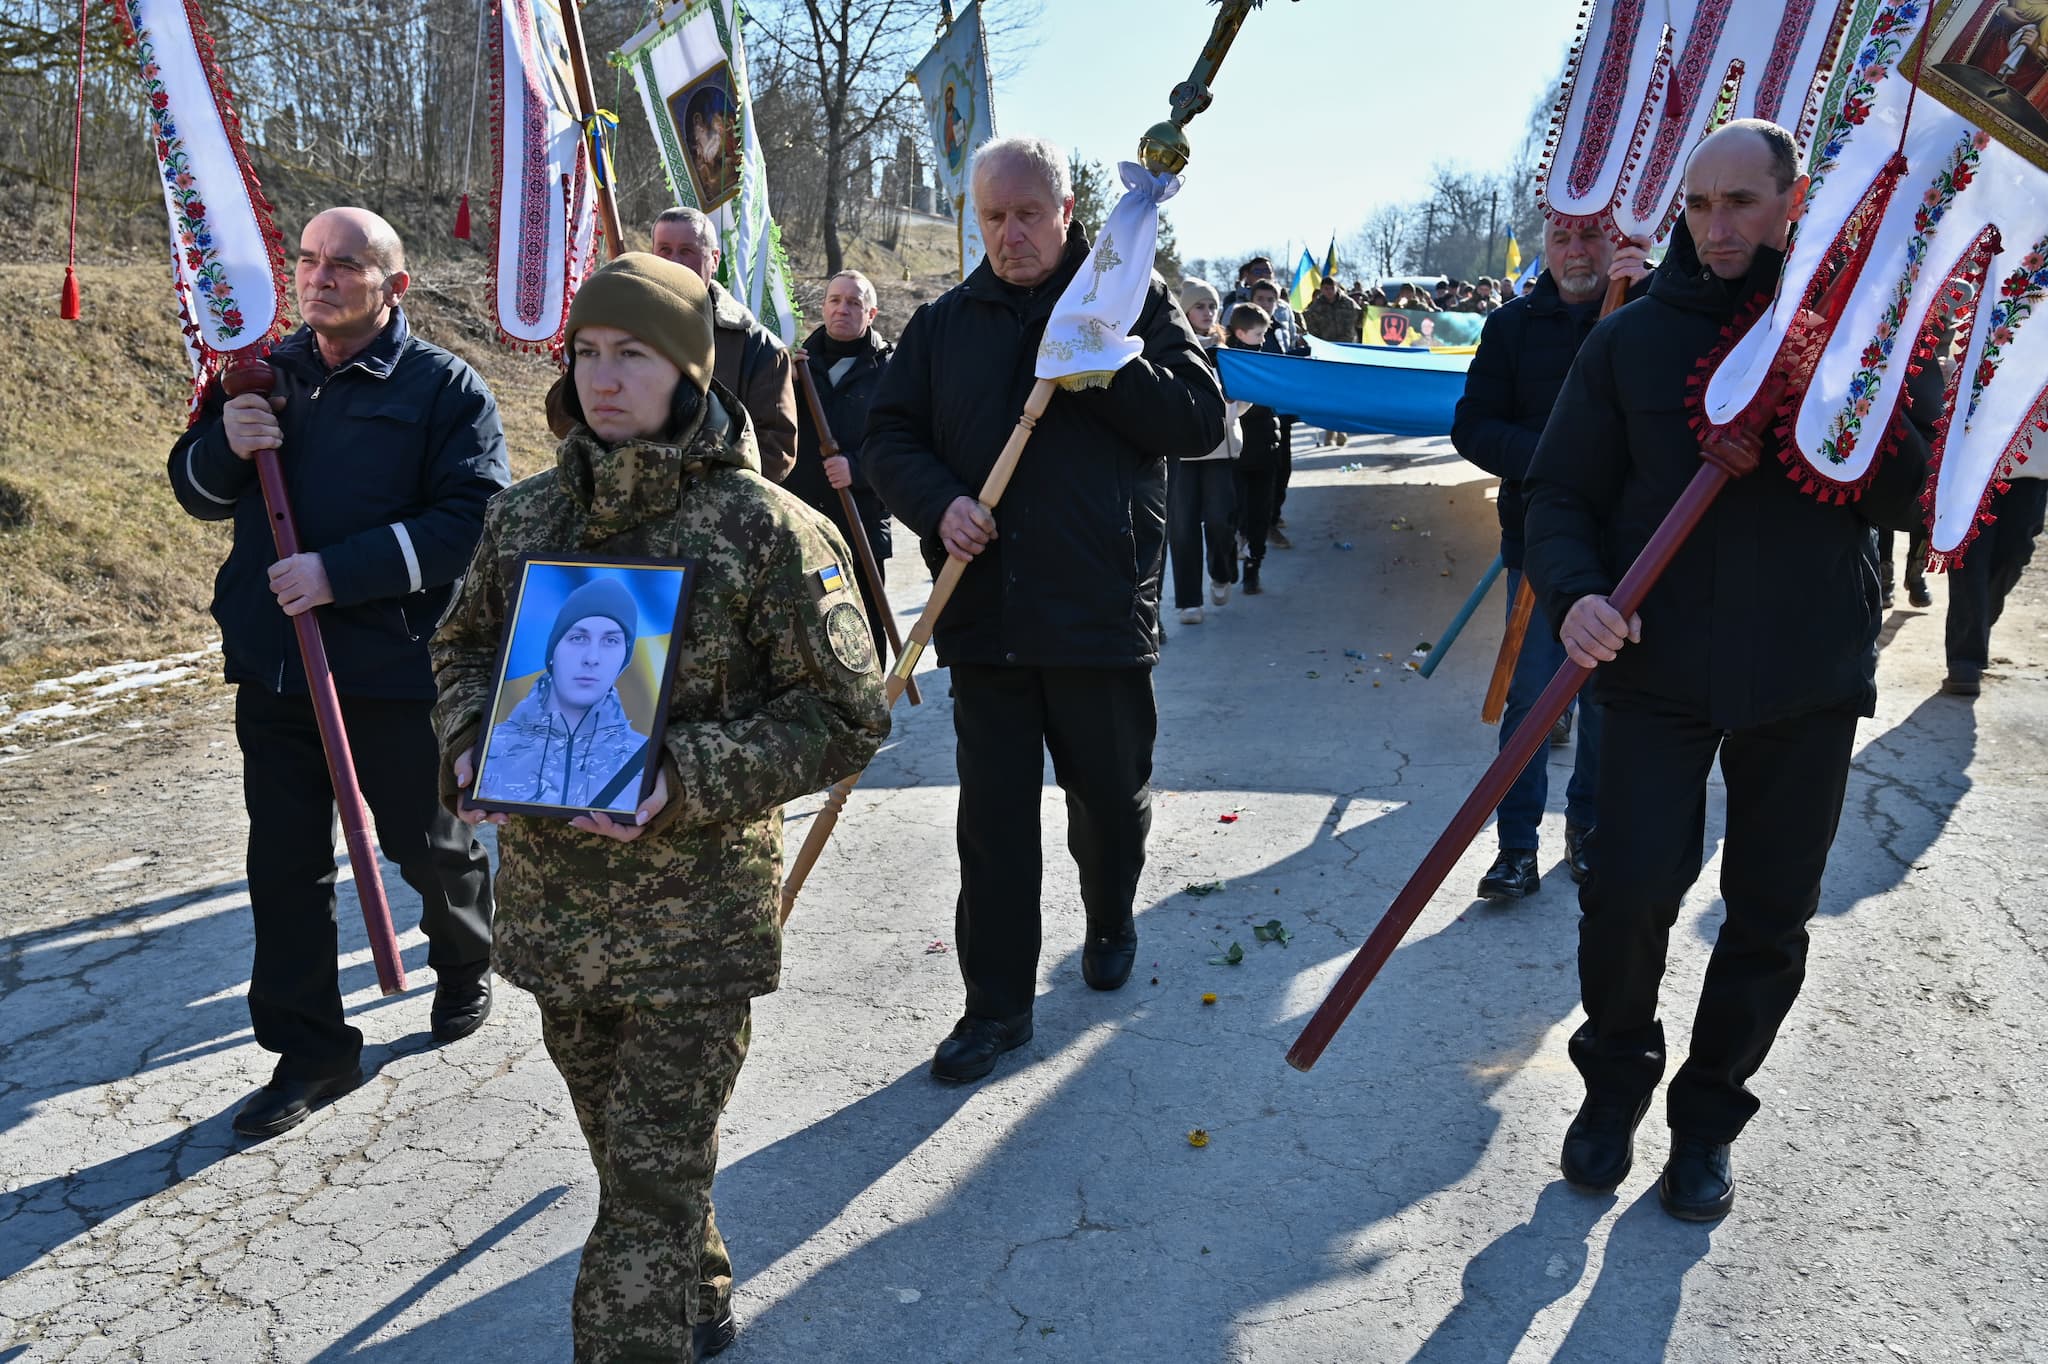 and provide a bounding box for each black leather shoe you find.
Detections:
[931,1013,1033,1083]
[694,1307,737,1358]
[1477,849,1539,901]
[233,1066,364,1139]
[1549,712,1574,747]
[1658,1134,1736,1221]
[1081,924,1138,991]
[1908,582,1933,609]
[431,964,493,1043]
[1559,1089,1653,1192]
[1563,823,1594,885]
[1243,561,1263,595]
